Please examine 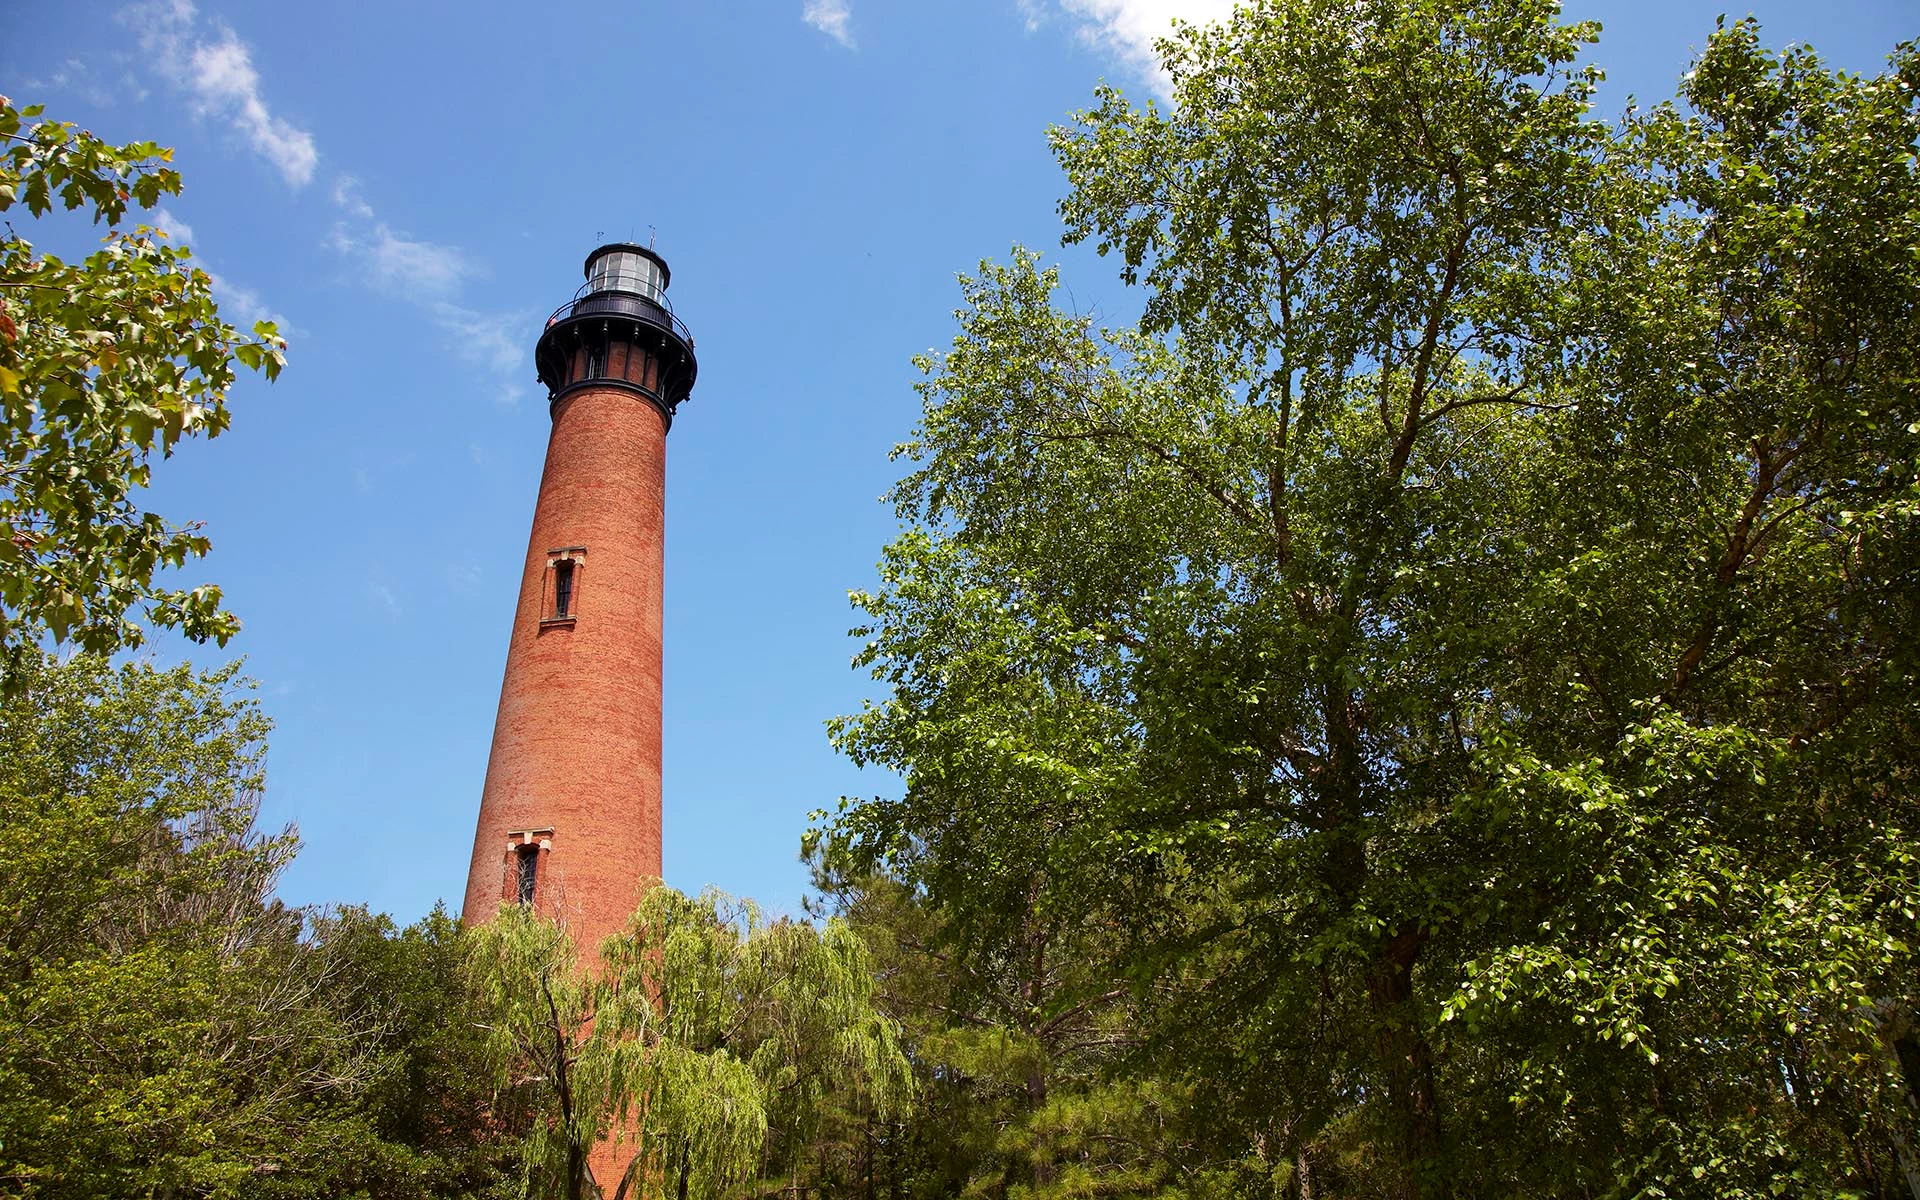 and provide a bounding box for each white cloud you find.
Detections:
[151,207,297,334]
[351,448,416,495]
[428,302,525,377]
[122,0,525,404]
[205,270,296,335]
[331,175,375,219]
[1050,0,1238,94]
[330,222,475,299]
[27,57,115,107]
[328,218,528,401]
[367,581,402,617]
[122,0,194,43]
[325,212,528,403]
[446,561,486,593]
[121,0,318,186]
[803,0,856,48]
[186,37,318,185]
[151,205,195,245]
